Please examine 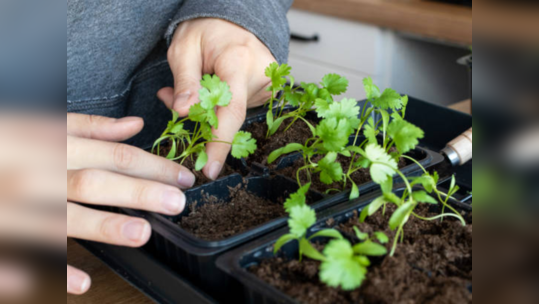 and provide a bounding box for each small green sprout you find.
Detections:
[152,75,257,169]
